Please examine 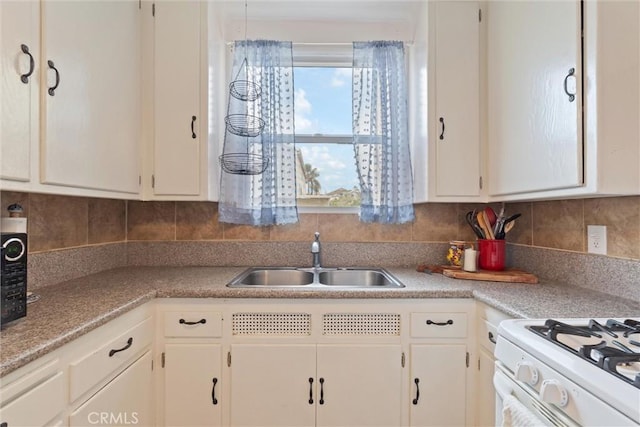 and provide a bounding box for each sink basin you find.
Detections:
[318,269,404,288]
[228,268,315,287]
[226,267,404,288]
